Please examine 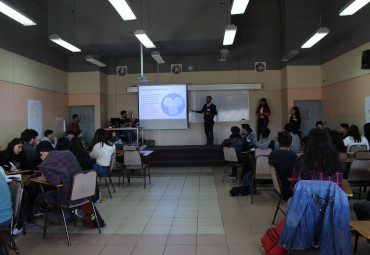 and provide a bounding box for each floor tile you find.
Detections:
[197,234,226,244]
[143,225,171,234]
[167,234,197,245]
[170,225,198,234]
[196,244,229,255]
[131,244,166,255]
[99,244,135,255]
[164,244,196,255]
